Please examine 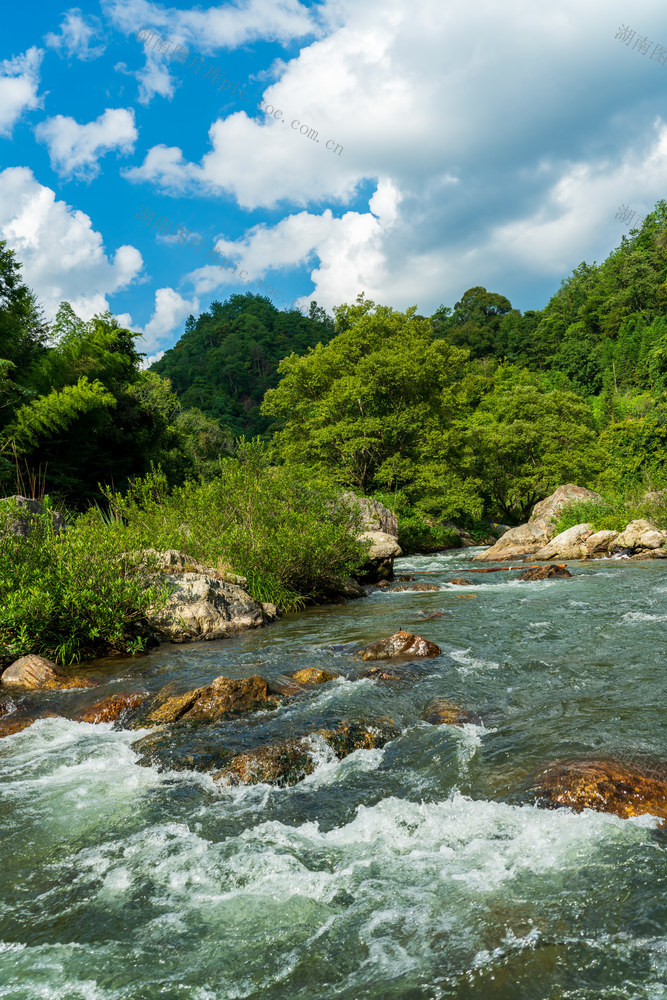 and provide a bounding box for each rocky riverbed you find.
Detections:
[0,547,665,999]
